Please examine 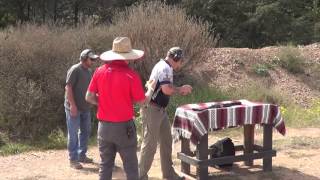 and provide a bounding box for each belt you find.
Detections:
[99,119,133,124]
[149,101,166,109]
